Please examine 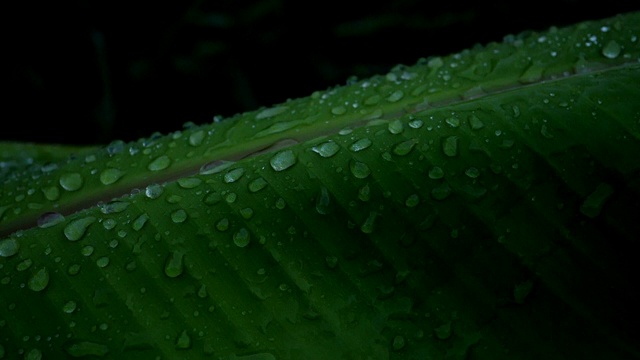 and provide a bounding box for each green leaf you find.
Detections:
[2,11,640,359]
